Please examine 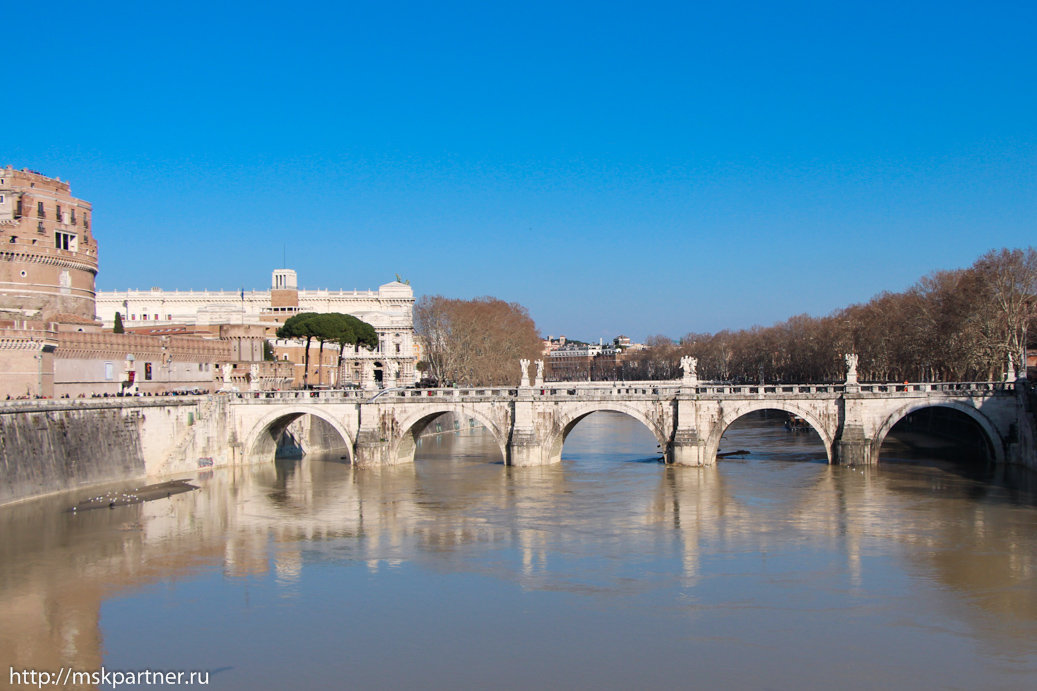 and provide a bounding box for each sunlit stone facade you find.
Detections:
[0,167,97,321]
[97,270,418,387]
